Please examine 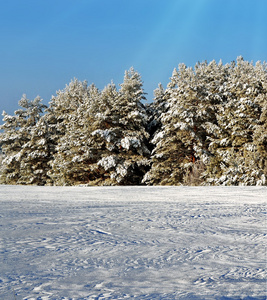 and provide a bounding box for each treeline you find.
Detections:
[0,57,266,186]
